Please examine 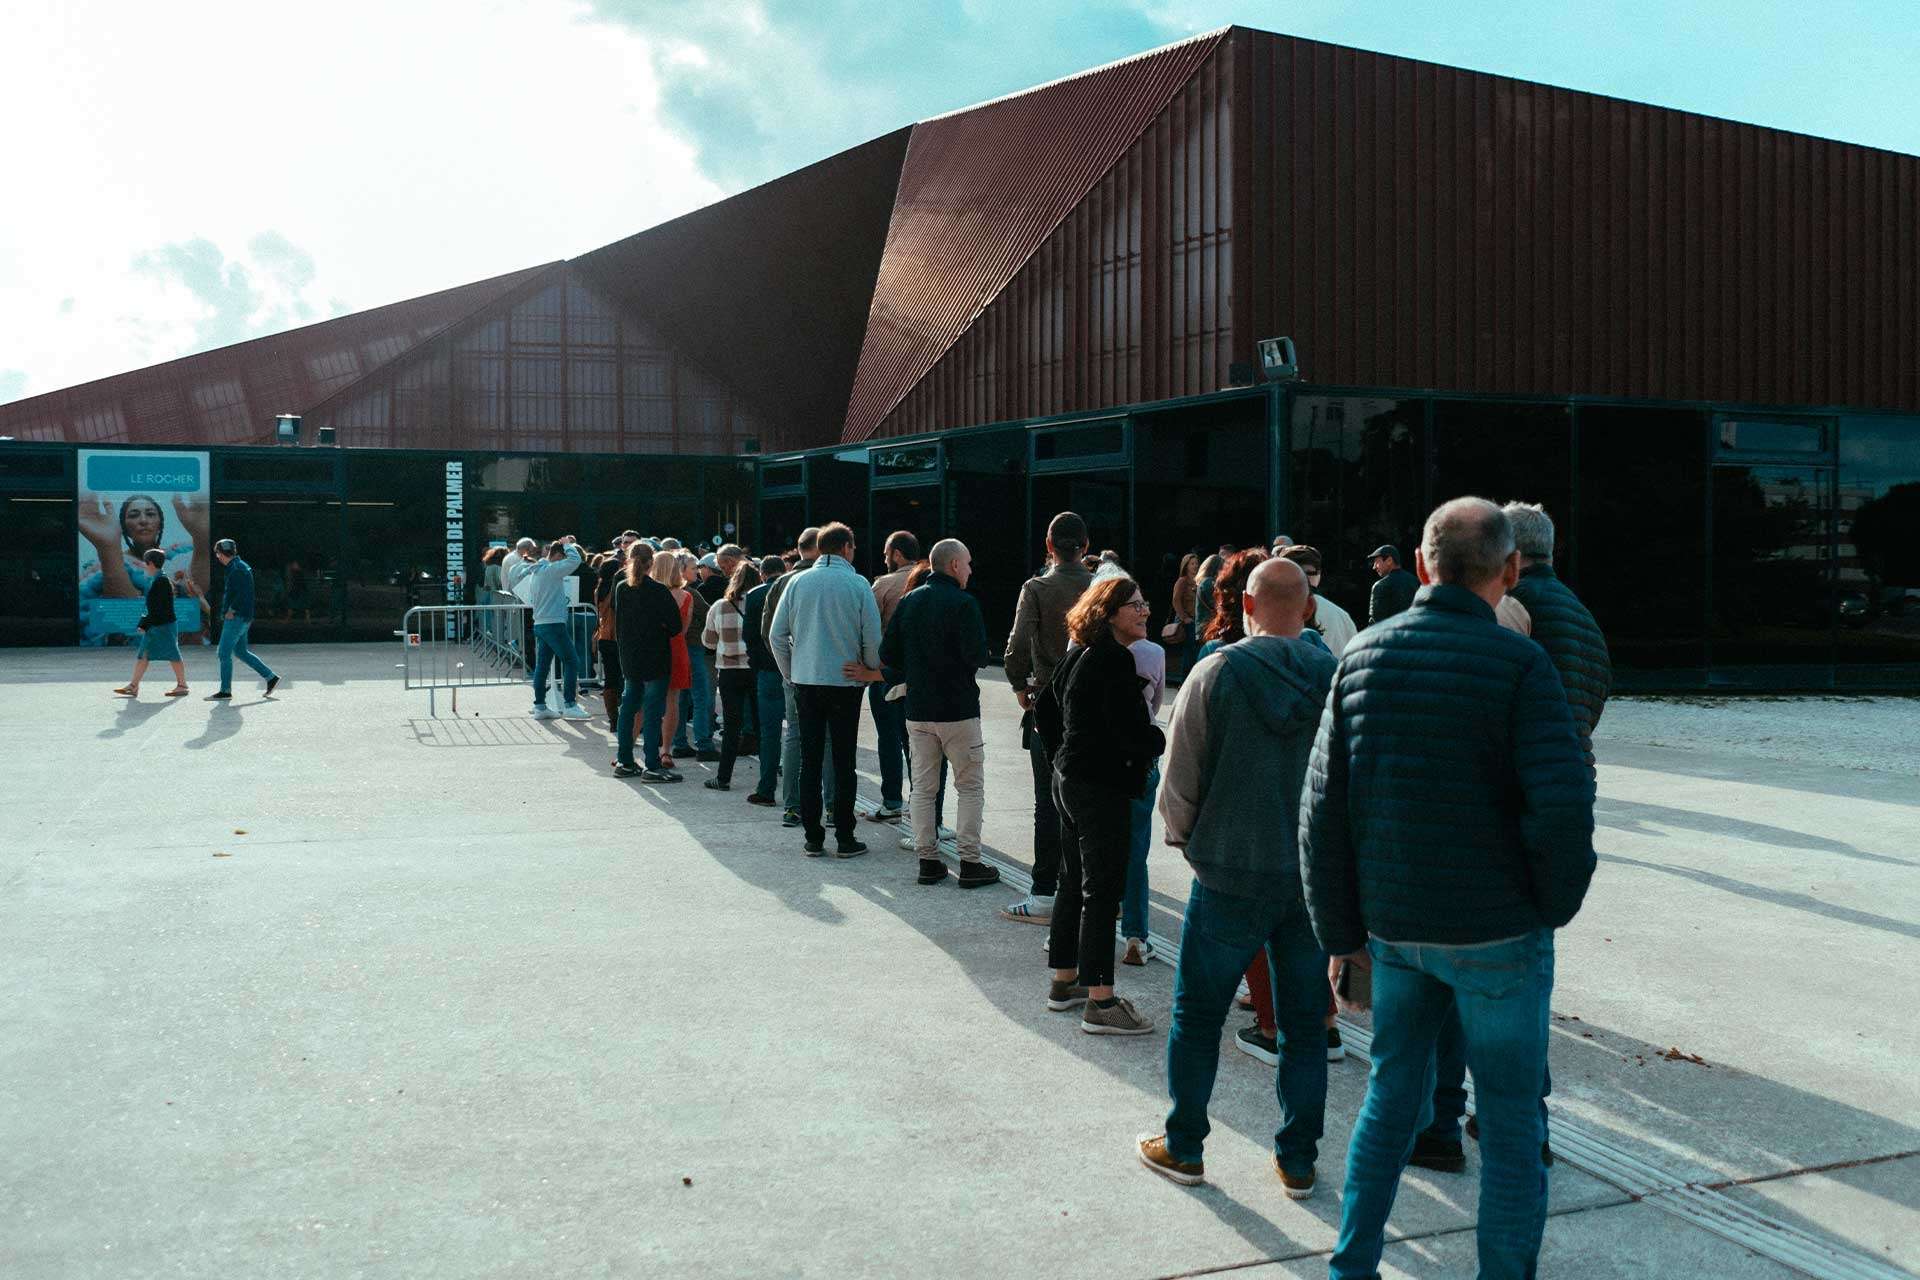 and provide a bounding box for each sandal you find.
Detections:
[164,686,190,697]
[113,686,138,696]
